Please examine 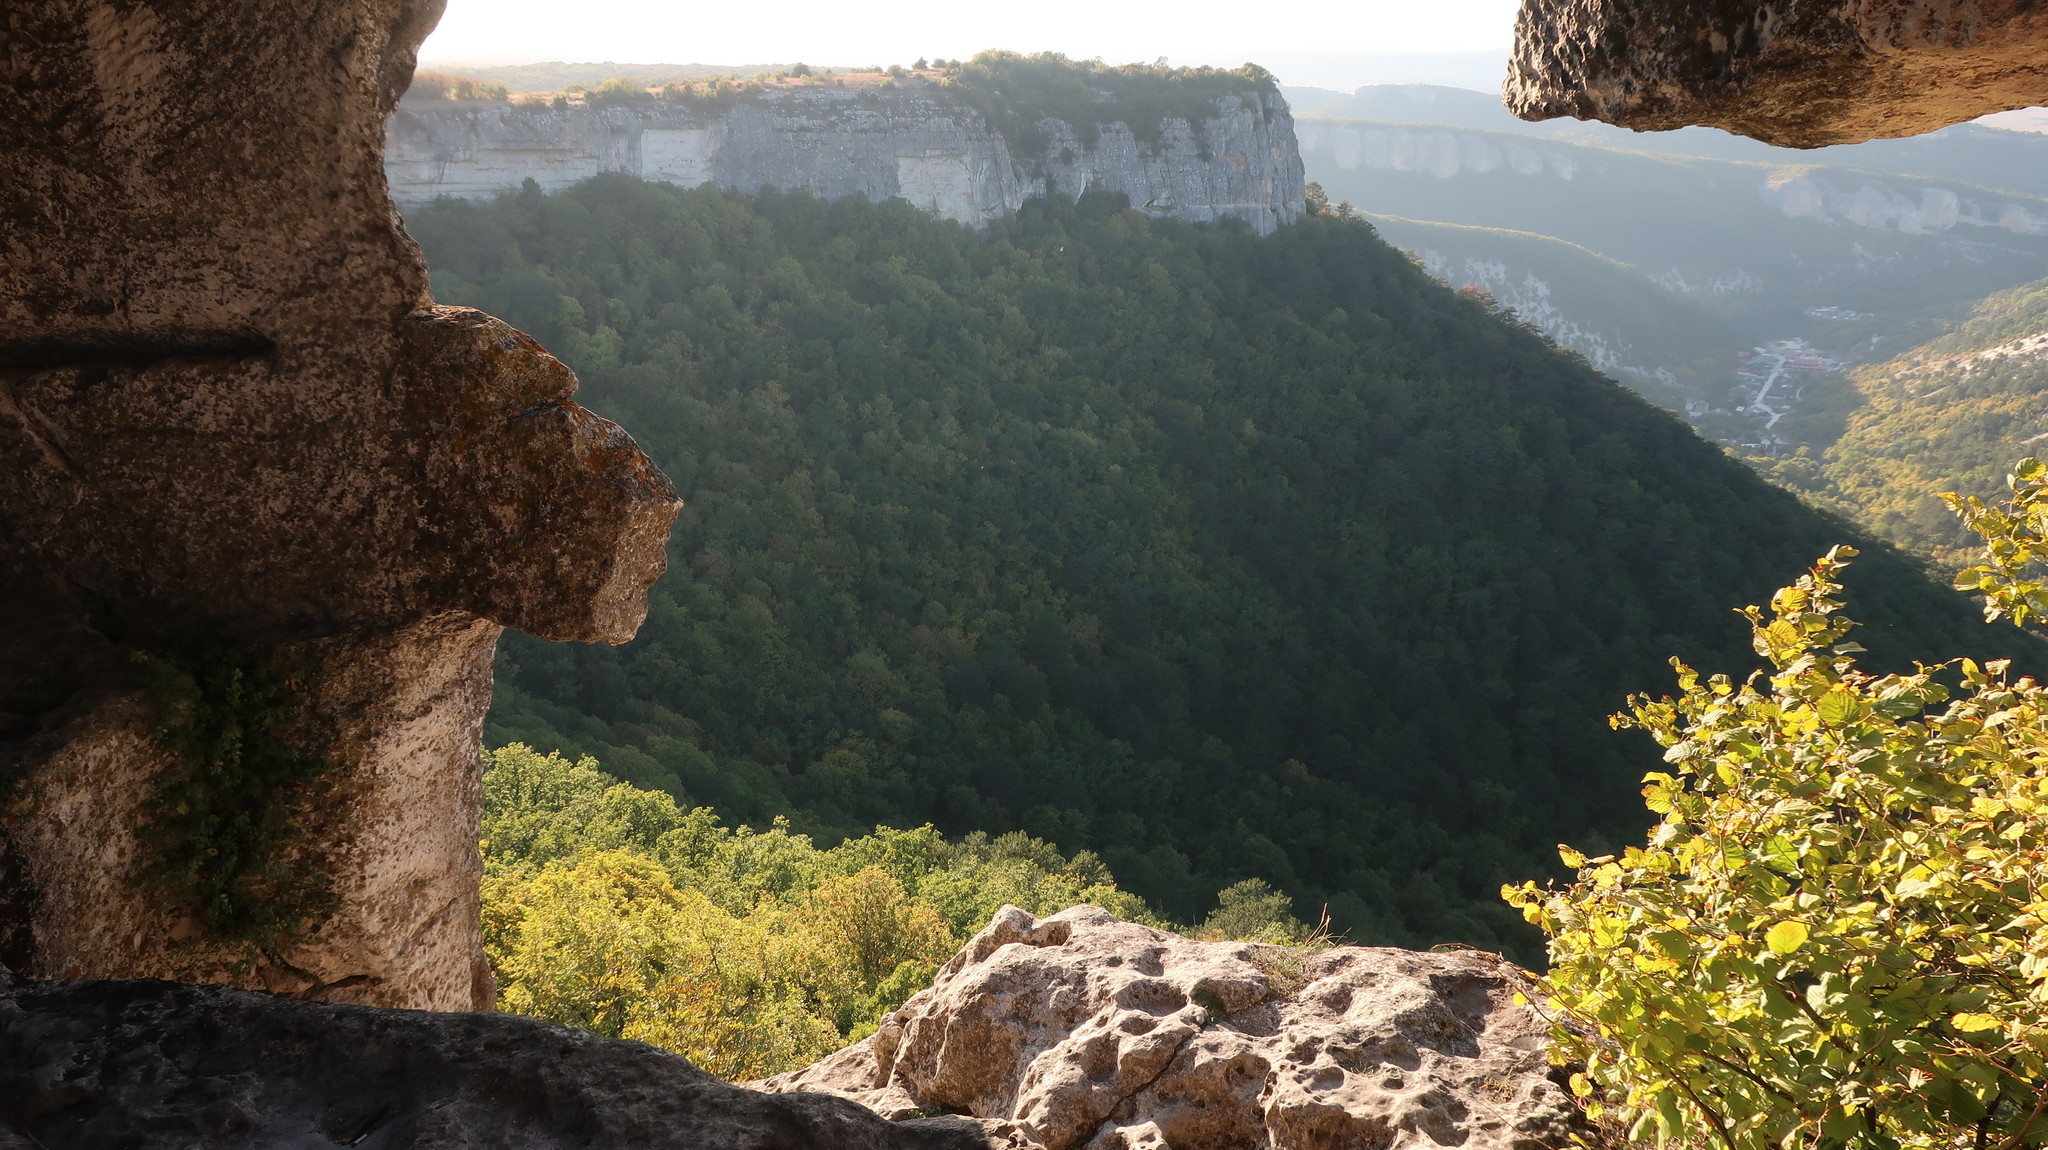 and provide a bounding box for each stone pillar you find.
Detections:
[0,1,679,1008]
